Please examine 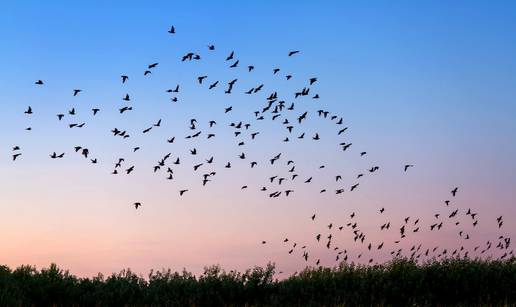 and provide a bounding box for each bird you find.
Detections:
[73,89,82,96]
[121,75,129,83]
[134,202,142,209]
[198,76,207,84]
[24,106,32,115]
[288,50,300,56]
[168,84,180,93]
[35,80,44,85]
[119,106,132,114]
[209,81,219,89]
[182,52,194,61]
[451,187,458,197]
[342,143,352,151]
[298,112,308,124]
[168,25,175,34]
[404,164,414,172]
[50,152,65,159]
[338,128,348,135]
